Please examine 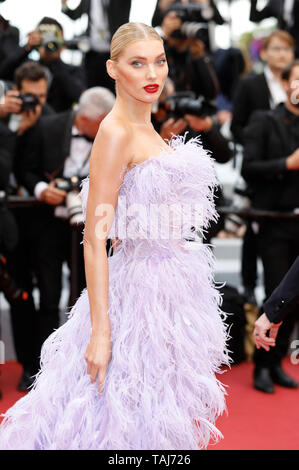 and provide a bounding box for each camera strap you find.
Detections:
[76,149,91,177]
